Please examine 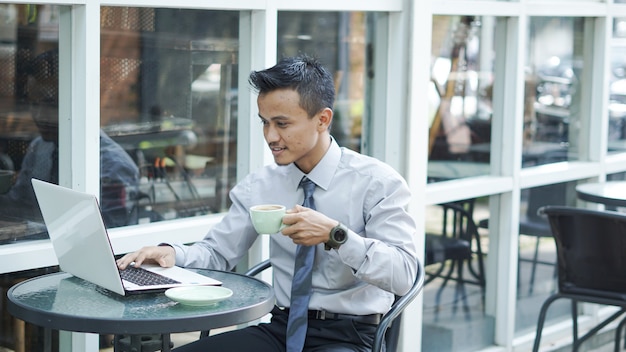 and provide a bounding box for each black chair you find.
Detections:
[532,206,626,352]
[479,183,565,295]
[425,200,486,311]
[518,183,566,294]
[201,258,425,352]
